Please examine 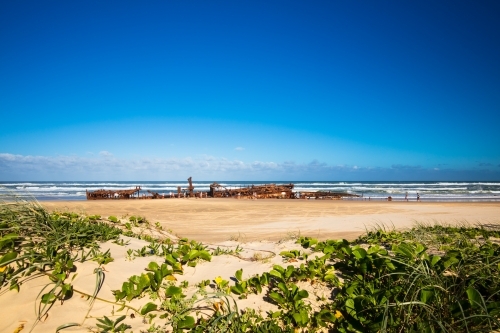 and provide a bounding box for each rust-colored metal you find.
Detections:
[86,178,359,200]
[209,182,296,199]
[86,186,141,200]
[147,190,164,199]
[187,177,195,197]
